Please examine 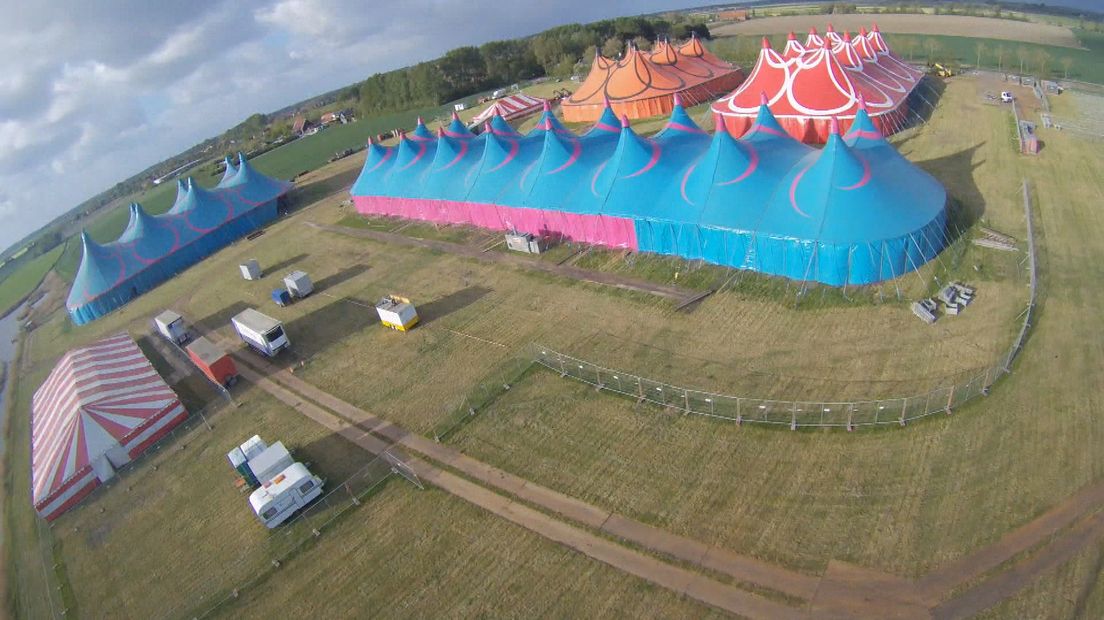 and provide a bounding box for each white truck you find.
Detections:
[154,310,188,344]
[249,462,324,528]
[231,308,290,356]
